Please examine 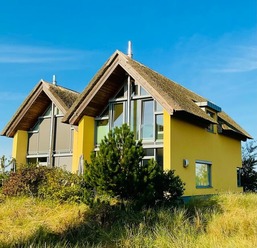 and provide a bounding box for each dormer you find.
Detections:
[196,101,222,133]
